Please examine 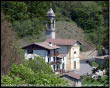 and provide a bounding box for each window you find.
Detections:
[57,65,59,70]
[74,61,76,69]
[74,51,76,54]
[27,49,33,54]
[53,57,55,62]
[48,50,50,55]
